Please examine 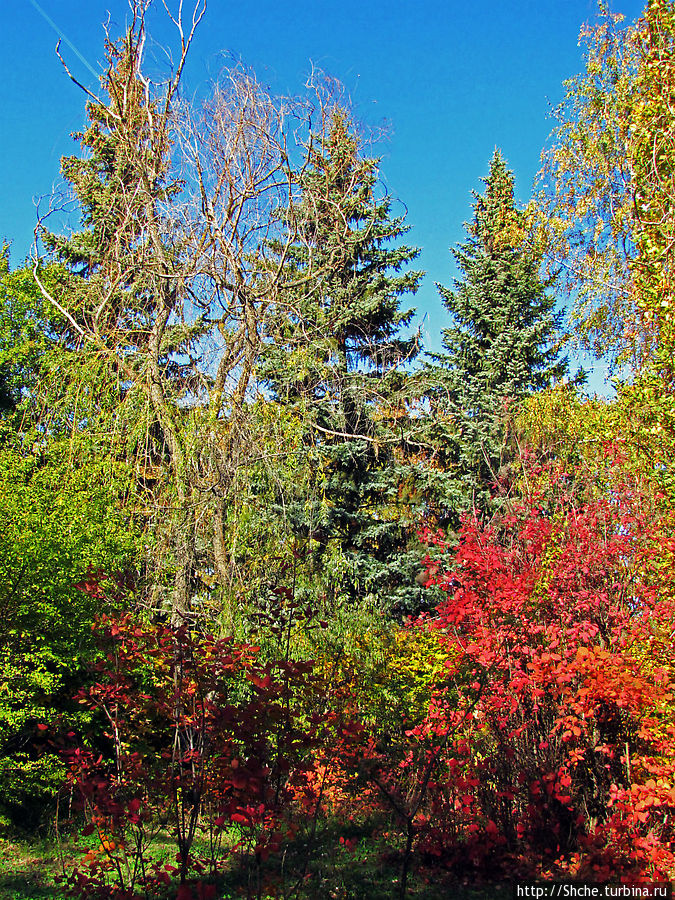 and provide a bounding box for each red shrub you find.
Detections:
[384,466,675,880]
[60,611,317,898]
